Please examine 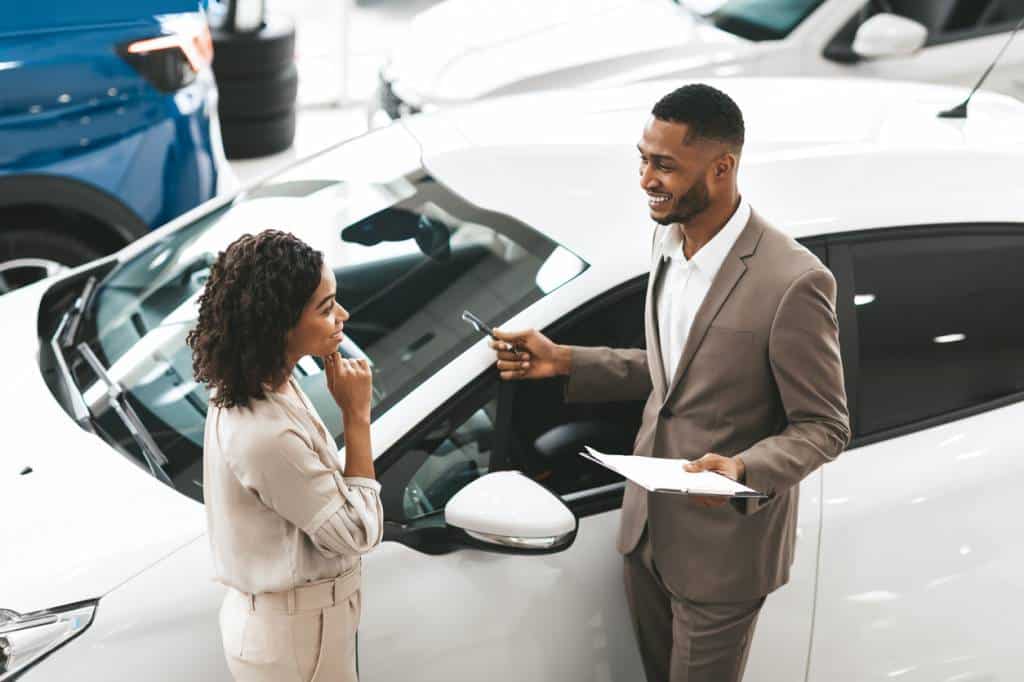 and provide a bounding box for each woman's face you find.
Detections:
[285,263,350,362]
